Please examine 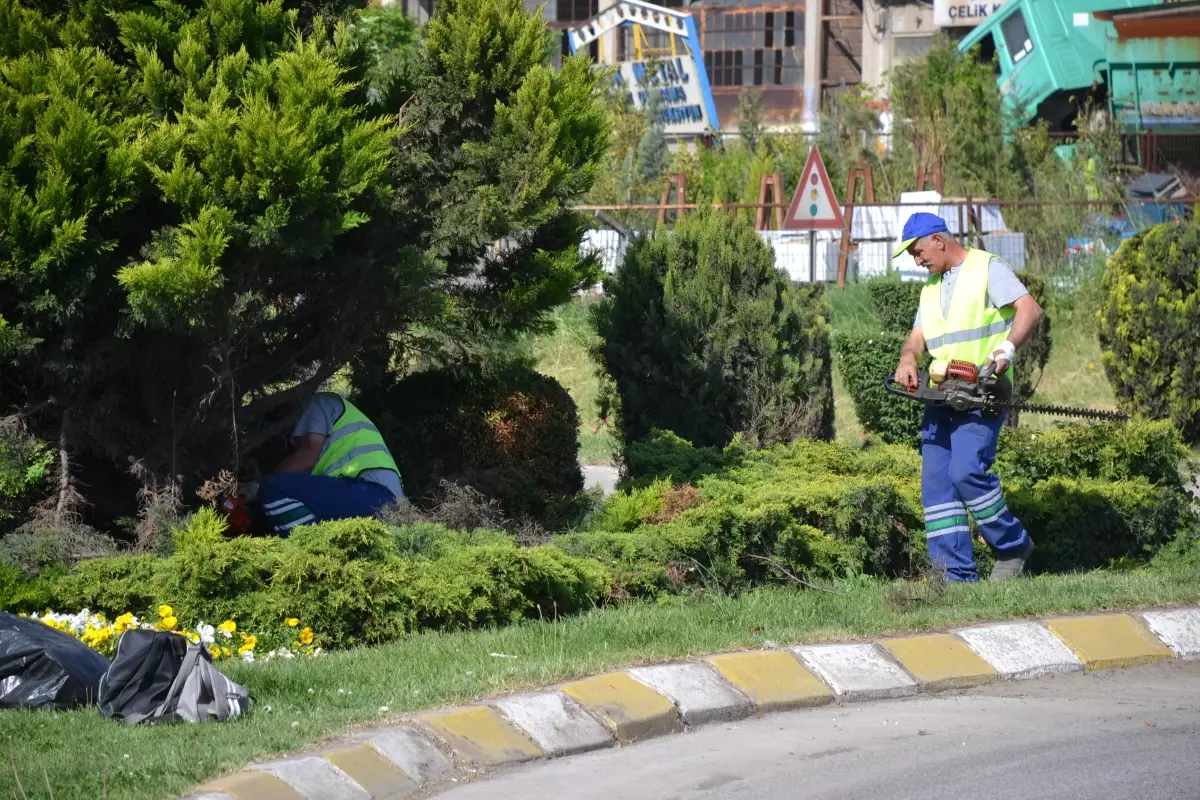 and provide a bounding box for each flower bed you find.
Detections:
[24,604,322,663]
